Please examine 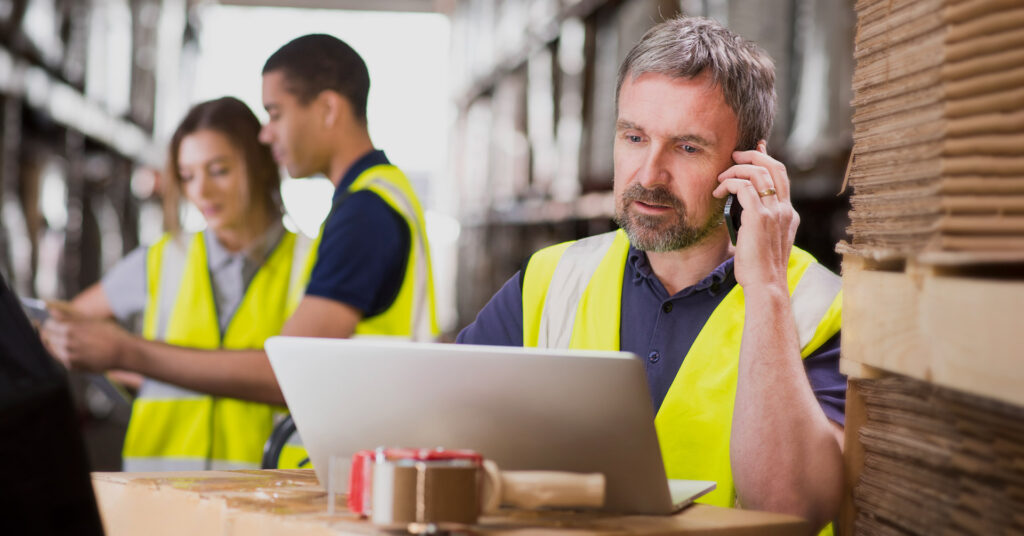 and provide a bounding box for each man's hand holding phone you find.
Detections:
[712,140,800,291]
[724,194,743,246]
